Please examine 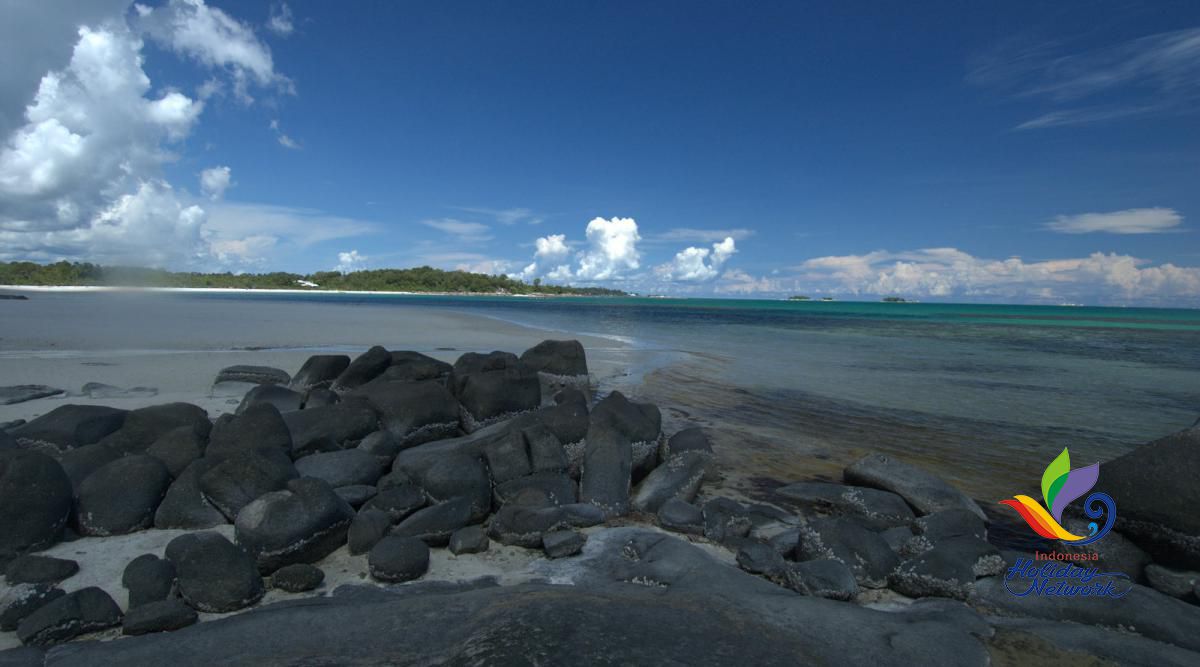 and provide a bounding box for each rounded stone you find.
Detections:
[367,536,429,583]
